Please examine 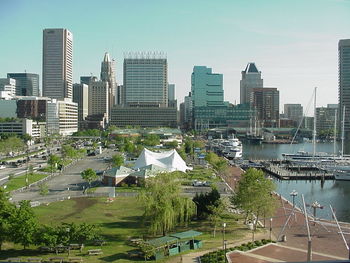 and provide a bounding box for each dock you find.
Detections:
[262,164,334,180]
